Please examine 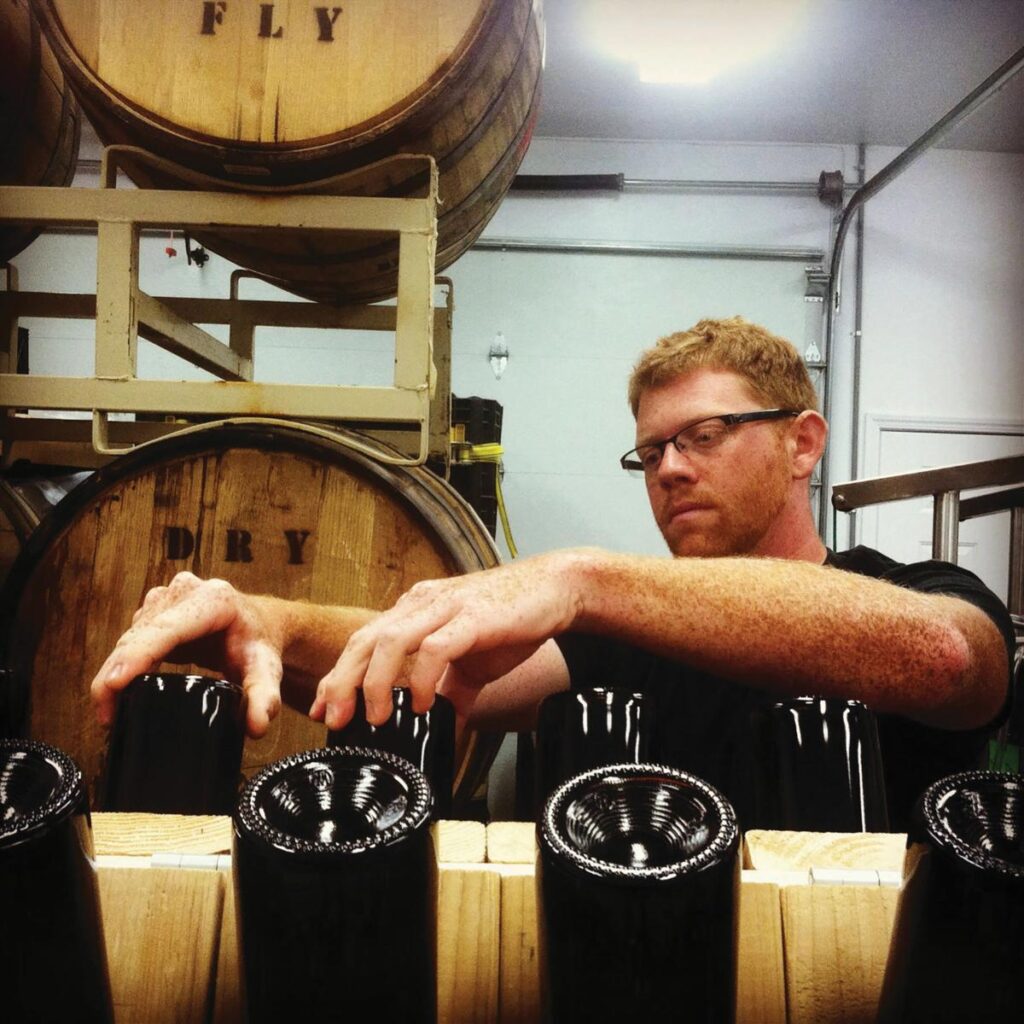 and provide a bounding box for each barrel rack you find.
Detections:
[0,148,449,469]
